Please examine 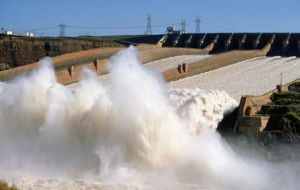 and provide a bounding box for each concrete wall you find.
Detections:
[268,33,300,56]
[163,33,221,49]
[234,80,300,137]
[268,33,287,56]
[210,33,232,53]
[162,33,300,56]
[237,116,270,136]
[189,34,205,48]
[288,34,300,56]
[235,95,271,135]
